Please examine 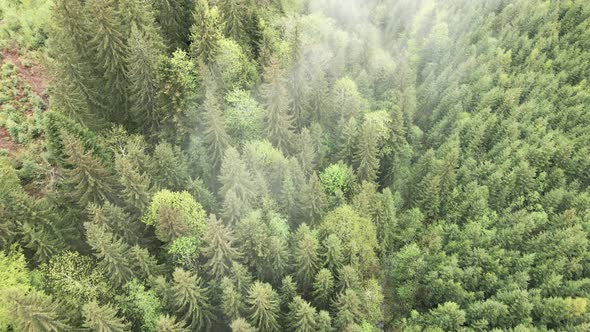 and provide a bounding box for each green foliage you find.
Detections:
[247,281,281,332]
[171,268,214,330]
[83,300,130,332]
[0,245,32,330]
[190,0,223,65]
[202,214,241,278]
[142,190,207,244]
[9,291,71,332]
